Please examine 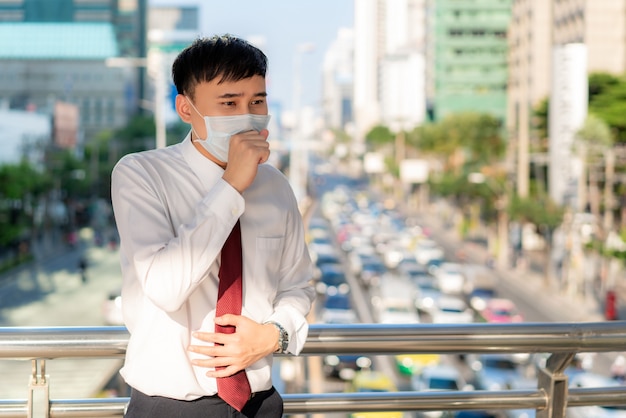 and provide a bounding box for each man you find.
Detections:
[111,34,315,417]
